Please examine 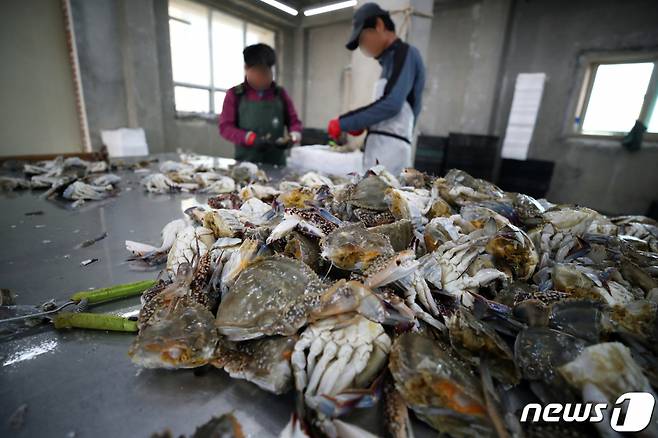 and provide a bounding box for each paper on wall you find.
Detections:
[101,128,149,157]
[501,73,546,160]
